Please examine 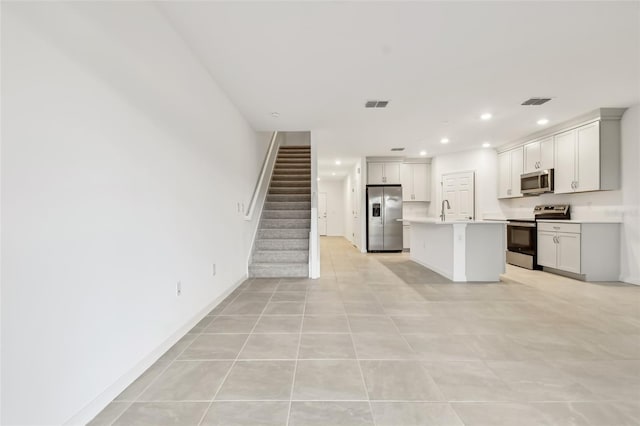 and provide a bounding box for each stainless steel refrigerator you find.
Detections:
[366,185,403,252]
